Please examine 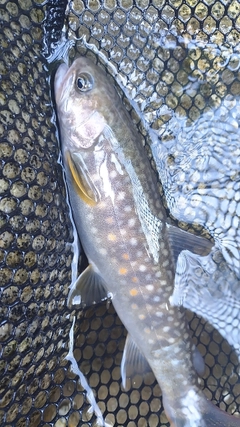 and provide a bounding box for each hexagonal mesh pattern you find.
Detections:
[0,1,76,426]
[1,1,240,426]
